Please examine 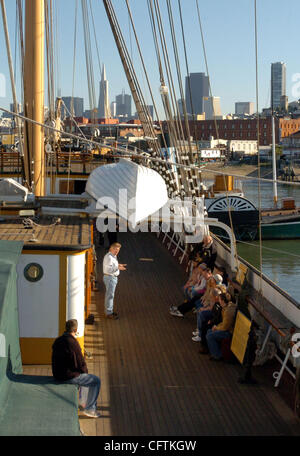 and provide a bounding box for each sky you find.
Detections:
[0,0,300,119]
